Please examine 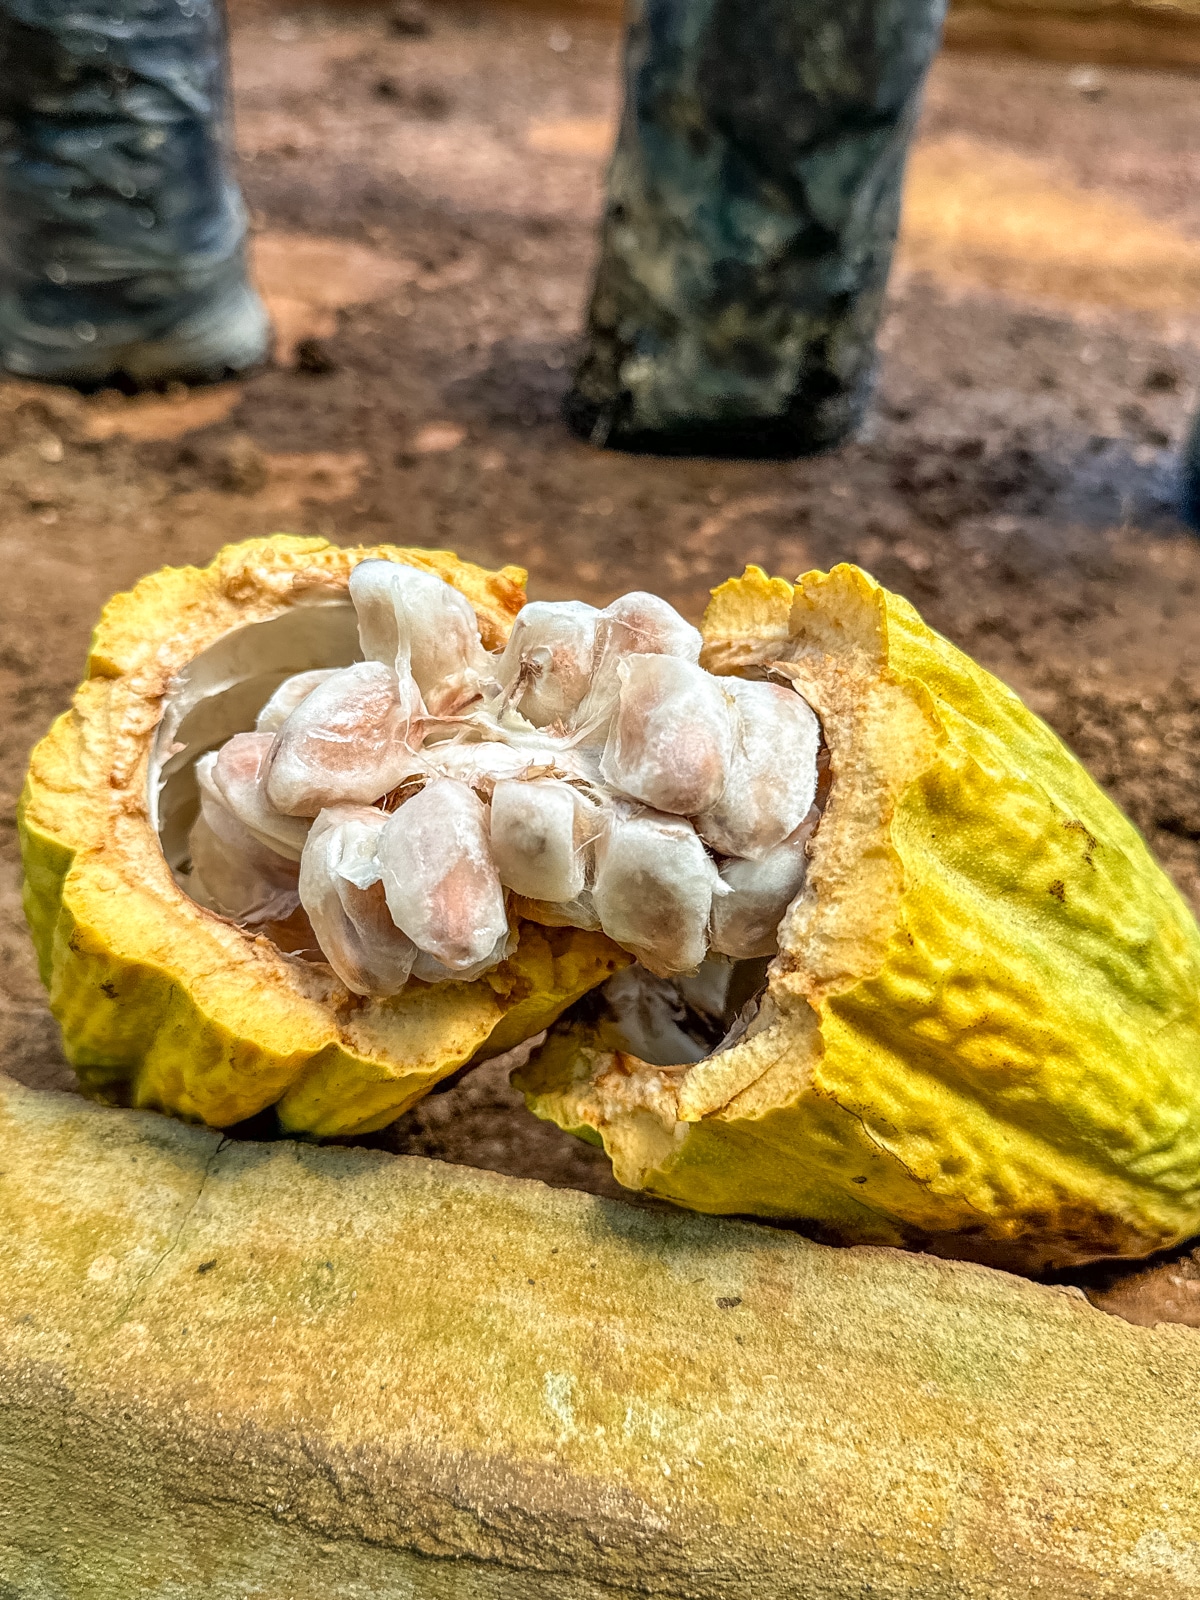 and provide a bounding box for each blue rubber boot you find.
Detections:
[0,0,269,386]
